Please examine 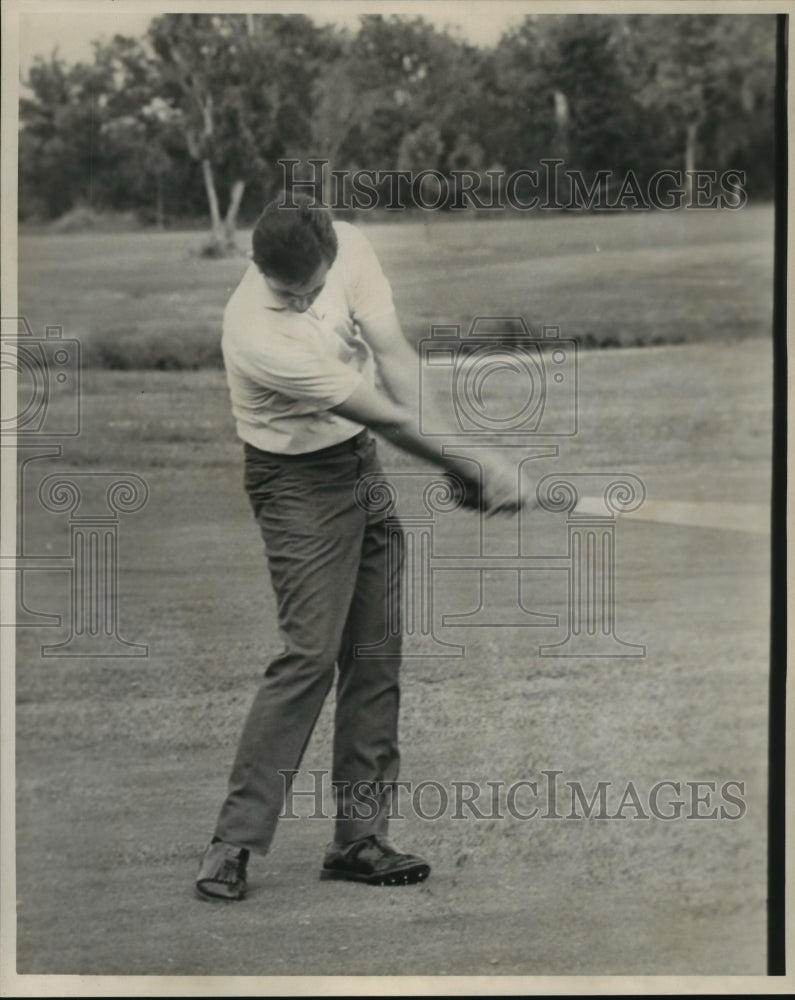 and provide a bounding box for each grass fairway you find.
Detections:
[11,208,774,978]
[18,206,774,370]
